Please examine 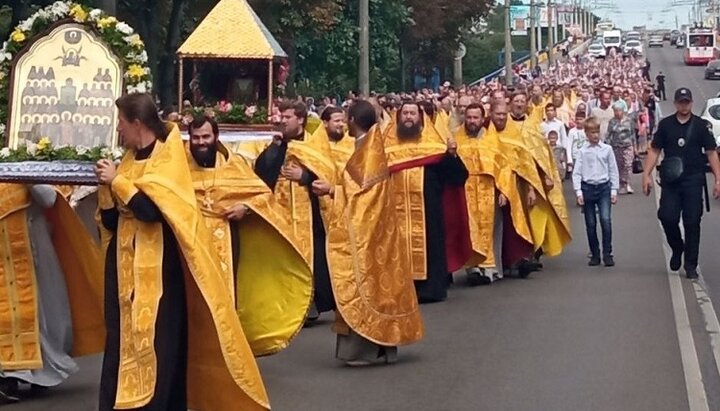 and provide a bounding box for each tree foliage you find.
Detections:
[4,0,498,102]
